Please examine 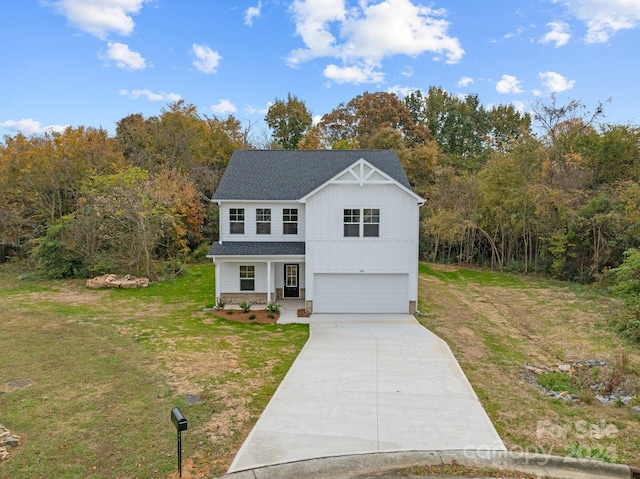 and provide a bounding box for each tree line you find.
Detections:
[2,89,639,287]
